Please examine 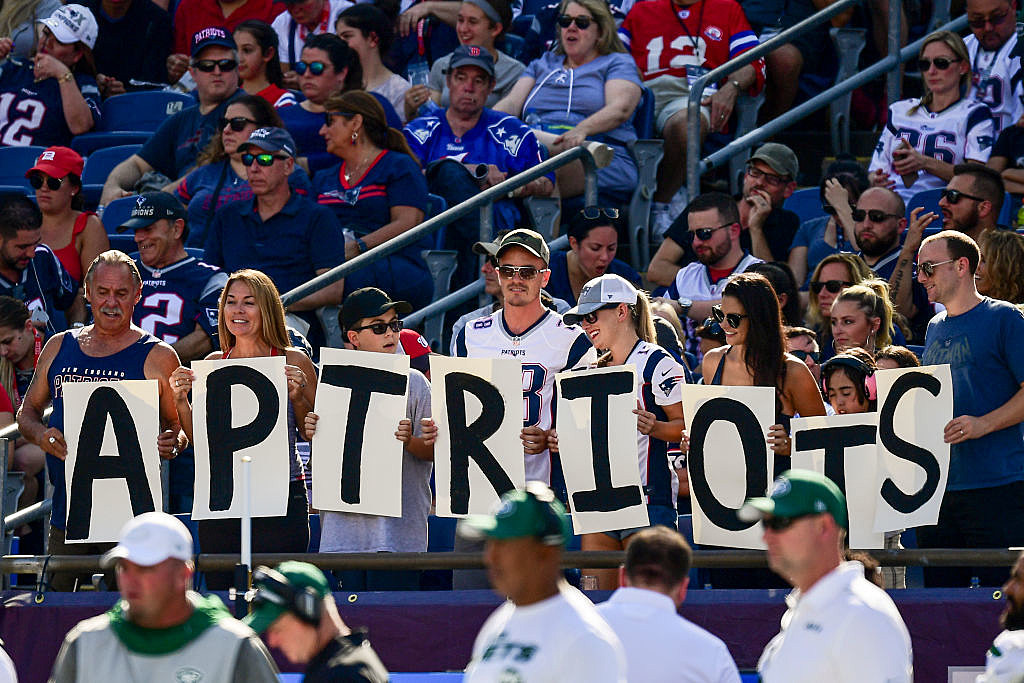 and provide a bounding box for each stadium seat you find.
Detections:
[783,187,826,223]
[422,514,457,590]
[905,187,942,222]
[625,86,664,270]
[0,146,46,192]
[677,514,705,589]
[308,513,321,553]
[100,91,193,133]
[72,132,152,156]
[998,191,1014,226]
[497,33,527,63]
[81,144,142,208]
[507,14,546,63]
[101,195,139,234]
